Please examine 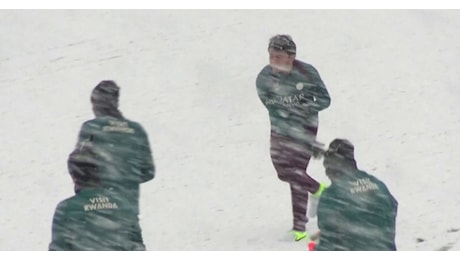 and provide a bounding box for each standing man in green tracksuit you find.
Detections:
[74,80,155,249]
[256,34,331,241]
[314,139,398,251]
[49,143,145,250]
